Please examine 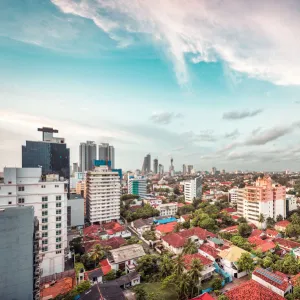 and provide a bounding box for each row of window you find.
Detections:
[42,246,62,252]
[42,196,62,202]
[41,221,62,228]
[18,185,60,191]
[42,237,61,244]
[42,210,62,216]
[41,228,62,235]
